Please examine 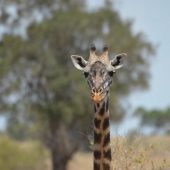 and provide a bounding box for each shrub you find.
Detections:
[0,136,49,170]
